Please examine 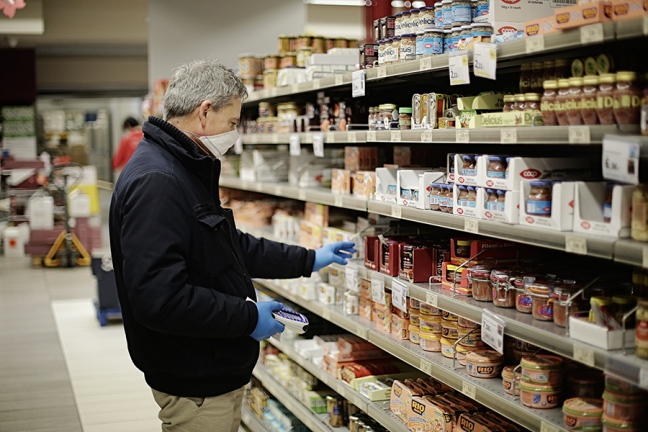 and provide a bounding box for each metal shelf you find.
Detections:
[253,364,350,432]
[614,239,647,268]
[240,405,266,432]
[256,278,568,432]
[219,176,367,211]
